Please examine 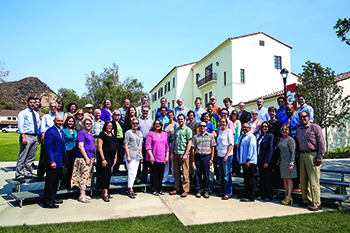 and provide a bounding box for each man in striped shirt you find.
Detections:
[191,121,216,198]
